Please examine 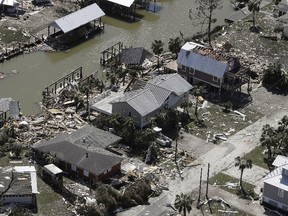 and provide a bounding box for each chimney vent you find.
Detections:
[83,137,86,143]
[86,153,88,158]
